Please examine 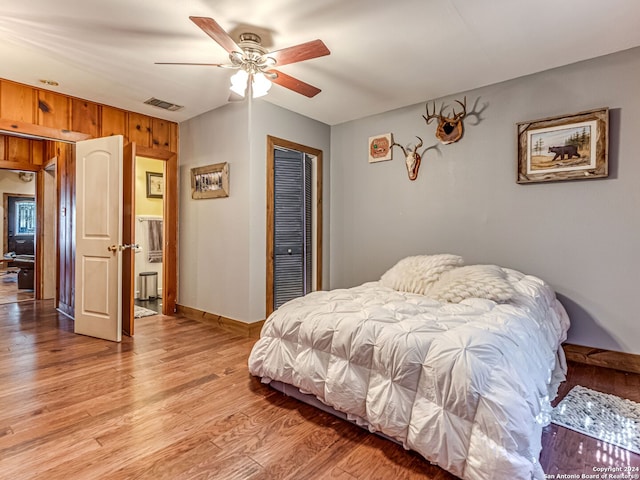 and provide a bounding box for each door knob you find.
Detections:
[107,244,140,252]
